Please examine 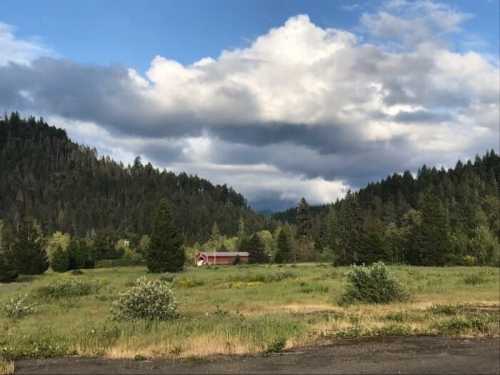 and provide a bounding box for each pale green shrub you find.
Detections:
[112,277,177,321]
[340,262,409,305]
[2,294,36,319]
